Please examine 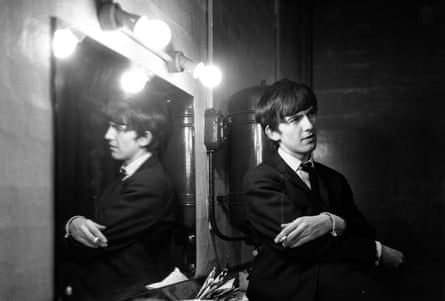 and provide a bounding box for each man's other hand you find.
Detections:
[381,244,405,268]
[69,217,108,248]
